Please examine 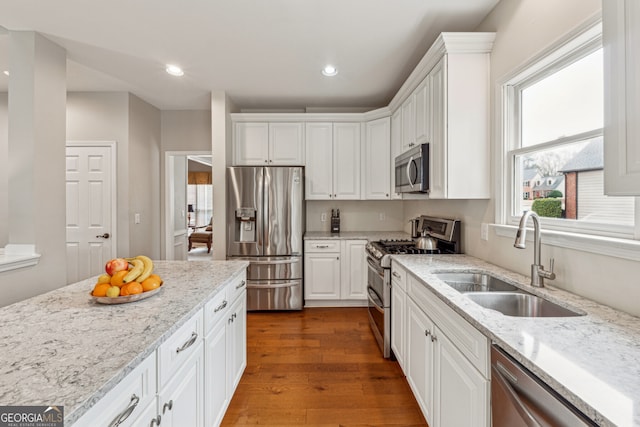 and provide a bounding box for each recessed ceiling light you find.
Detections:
[2,70,9,76]
[165,64,184,77]
[322,65,338,77]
